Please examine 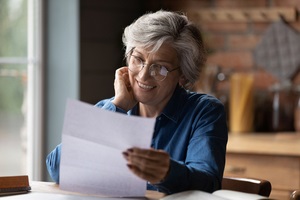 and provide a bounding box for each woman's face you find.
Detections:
[128,43,181,107]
